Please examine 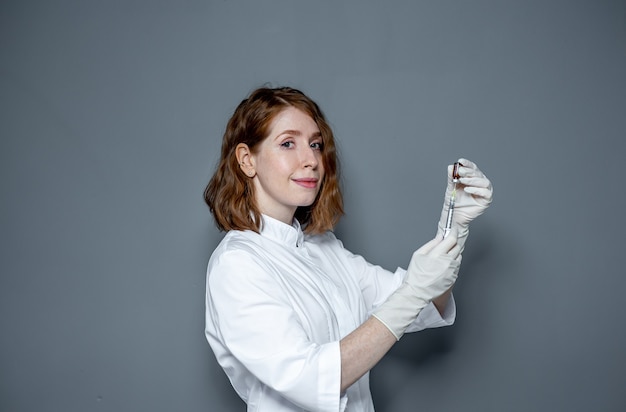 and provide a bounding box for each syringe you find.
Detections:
[443,162,462,238]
